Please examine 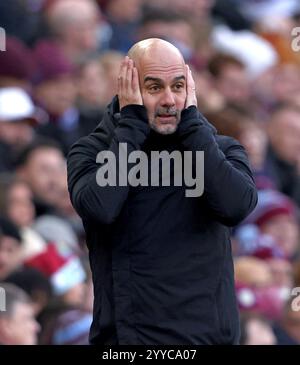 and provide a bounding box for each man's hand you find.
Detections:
[185,65,198,108]
[118,56,143,110]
